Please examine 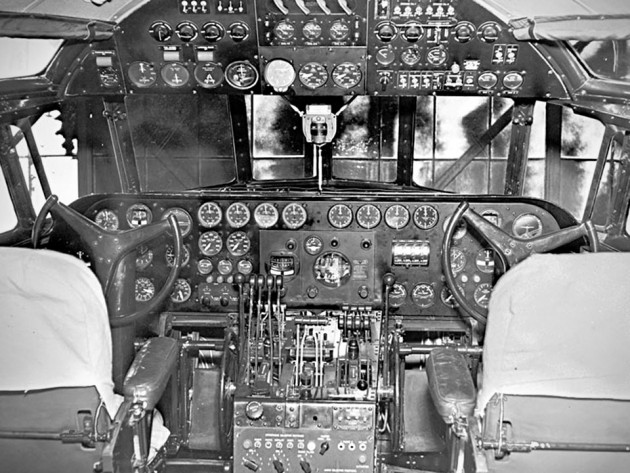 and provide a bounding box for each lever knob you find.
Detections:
[234,272,245,286]
[383,273,396,287]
